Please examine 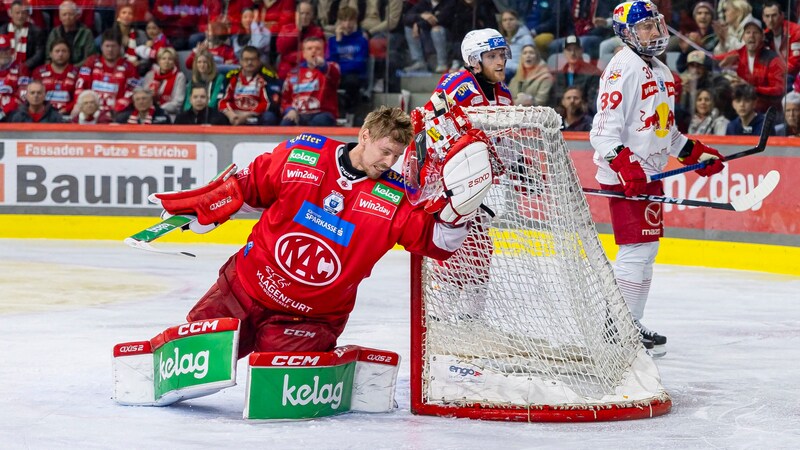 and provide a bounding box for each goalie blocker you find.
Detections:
[113,319,400,420]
